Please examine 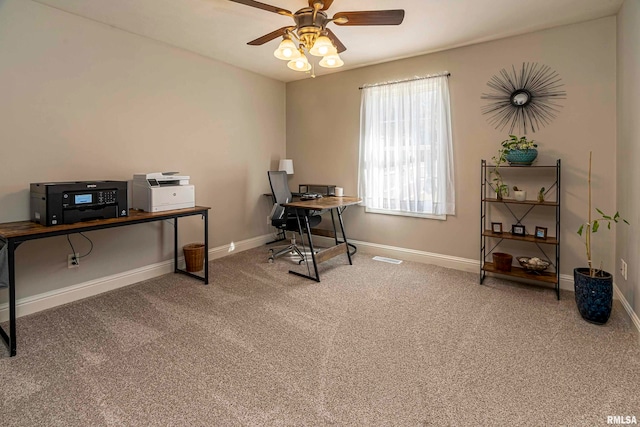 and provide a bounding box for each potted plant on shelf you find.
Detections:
[513,186,526,201]
[500,134,538,166]
[490,135,538,199]
[574,151,629,324]
[490,157,509,200]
